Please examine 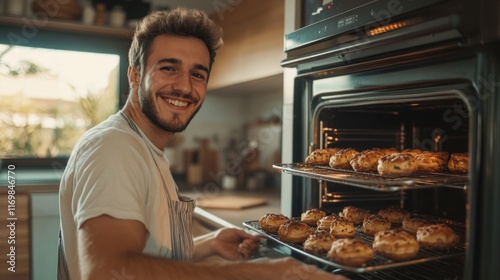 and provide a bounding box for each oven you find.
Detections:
[269,0,500,279]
